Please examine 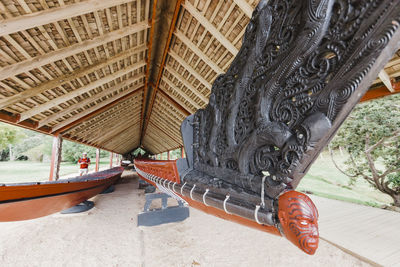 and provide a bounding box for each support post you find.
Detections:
[109,152,113,168]
[95,148,100,172]
[49,135,63,181]
[167,150,170,160]
[181,146,184,158]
